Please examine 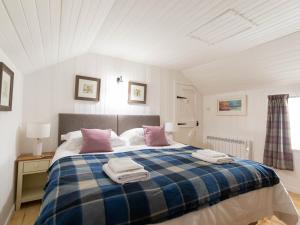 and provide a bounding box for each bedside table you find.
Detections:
[15,152,54,210]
